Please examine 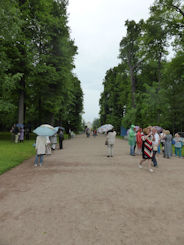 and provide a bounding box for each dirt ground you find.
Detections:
[0,134,184,245]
